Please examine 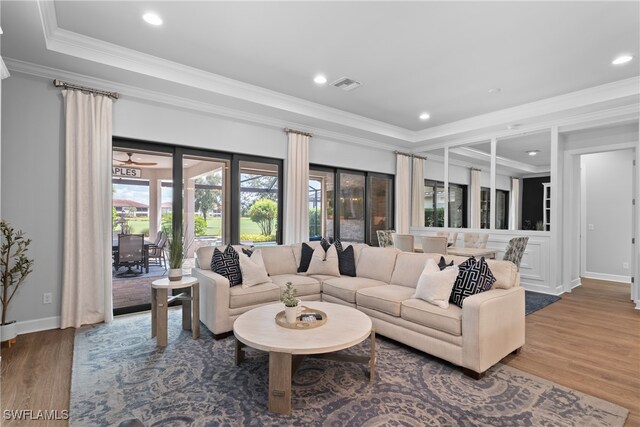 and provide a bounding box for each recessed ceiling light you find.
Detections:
[419,112,431,121]
[488,87,501,94]
[612,54,633,65]
[313,75,327,85]
[143,12,163,26]
[527,150,540,156]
